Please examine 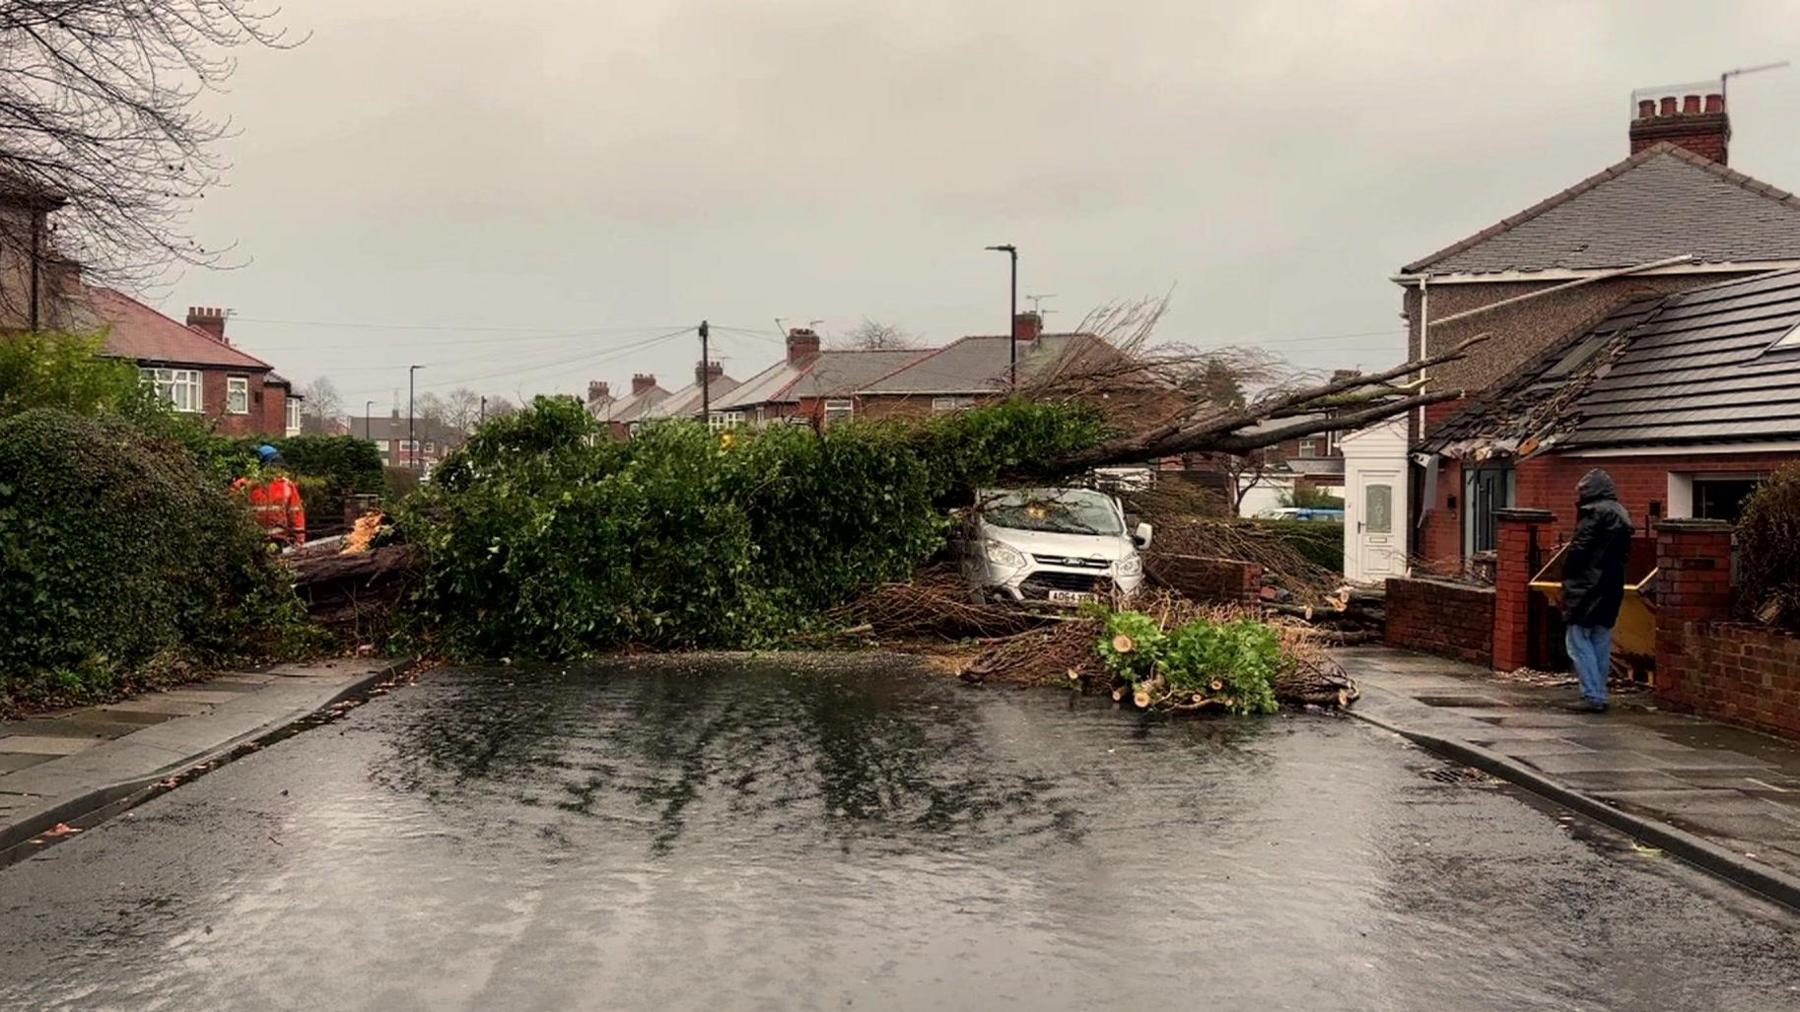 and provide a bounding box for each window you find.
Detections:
[1297,438,1318,458]
[823,399,854,426]
[226,376,250,414]
[1695,477,1763,523]
[285,399,302,436]
[1463,463,1515,555]
[141,367,201,413]
[708,411,743,432]
[424,440,435,453]
[932,396,976,412]
[1364,483,1392,534]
